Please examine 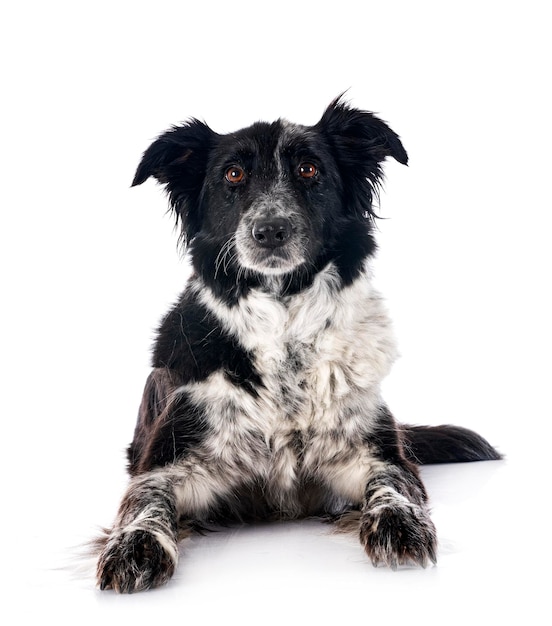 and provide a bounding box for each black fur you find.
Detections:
[401,424,503,464]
